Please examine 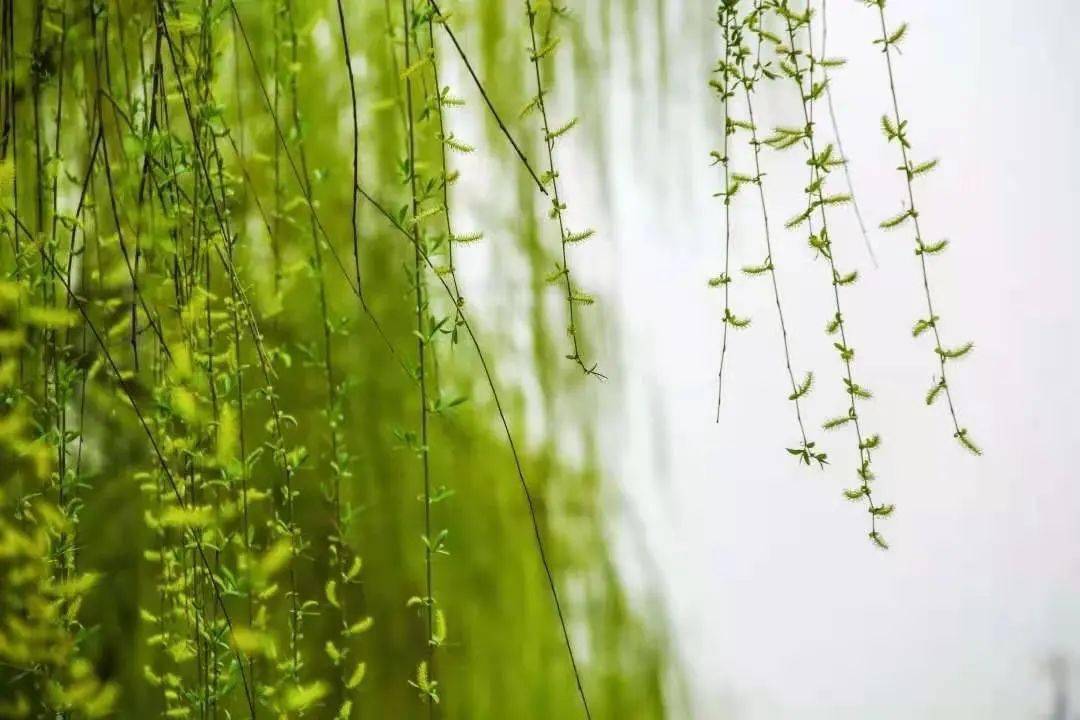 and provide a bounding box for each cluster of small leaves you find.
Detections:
[0,282,118,717]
